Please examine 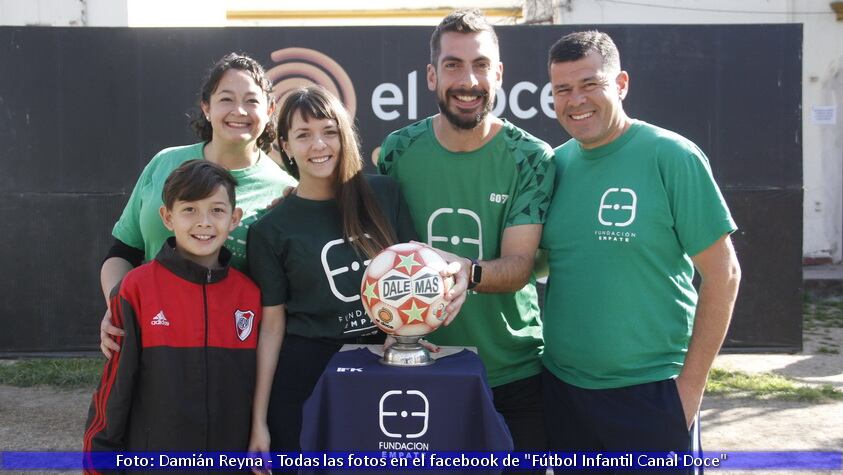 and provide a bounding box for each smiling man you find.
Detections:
[378,9,555,459]
[540,31,741,473]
